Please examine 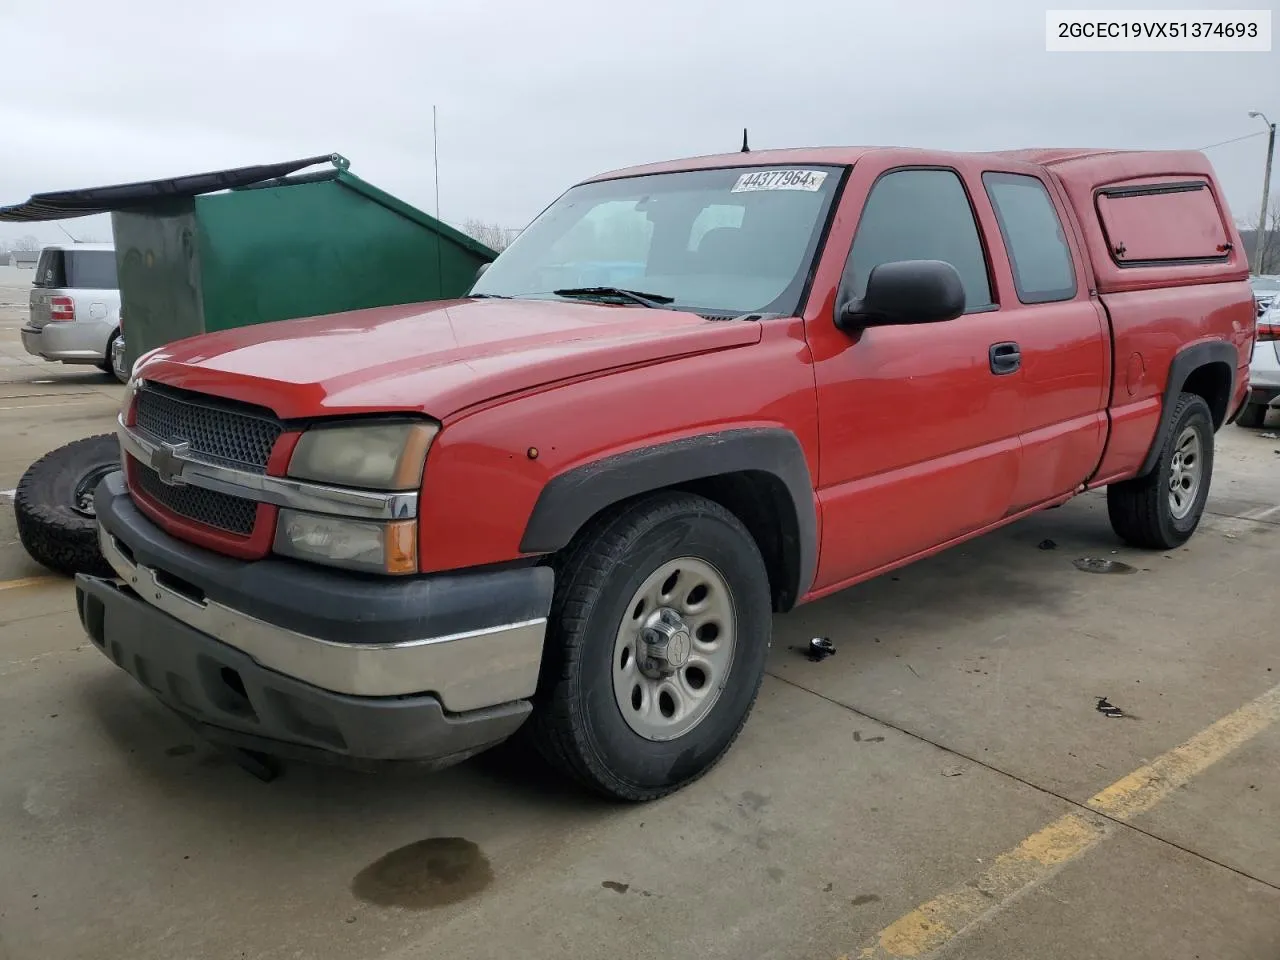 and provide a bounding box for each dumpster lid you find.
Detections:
[0,154,348,222]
